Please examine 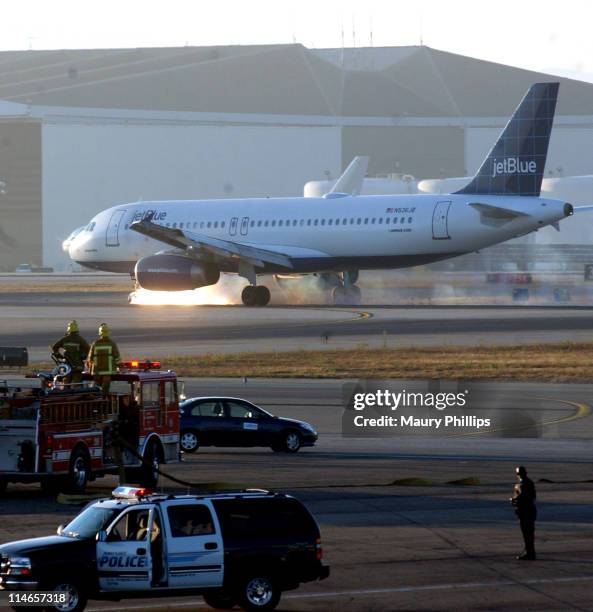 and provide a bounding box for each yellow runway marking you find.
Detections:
[316,308,373,324]
[450,398,590,438]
